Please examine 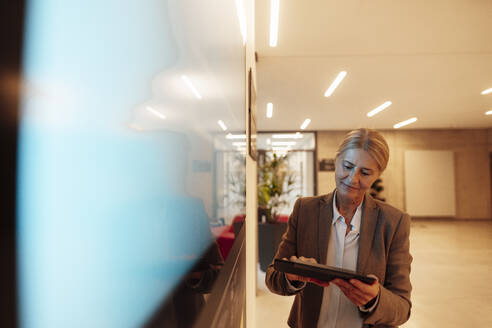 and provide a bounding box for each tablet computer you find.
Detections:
[274,258,376,285]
